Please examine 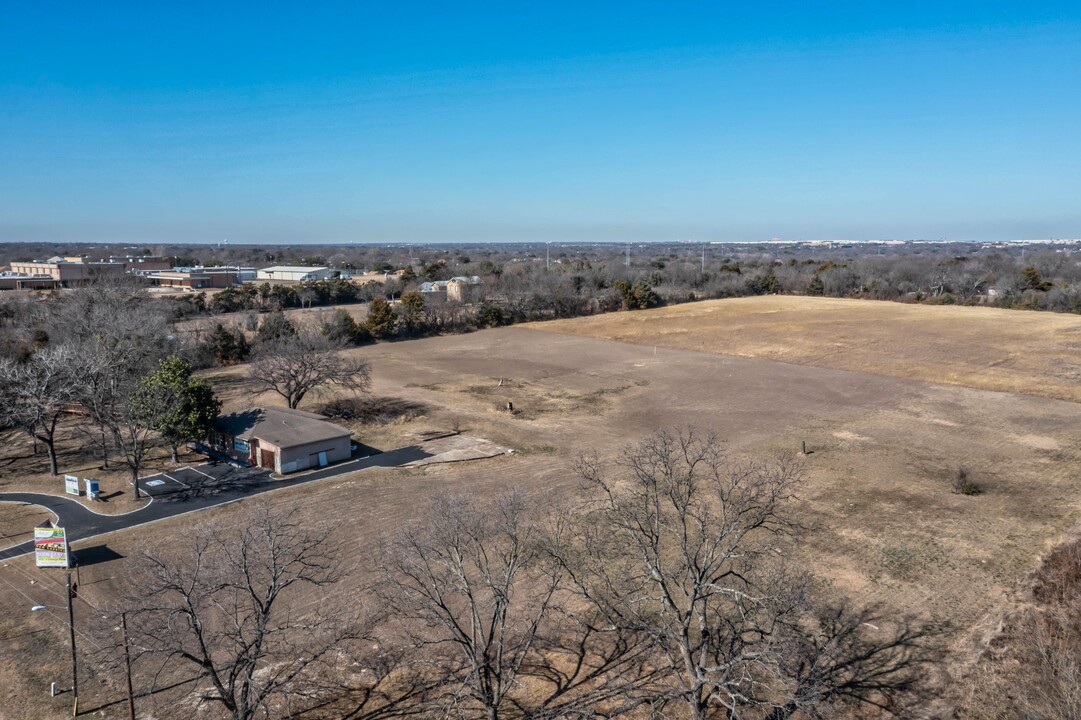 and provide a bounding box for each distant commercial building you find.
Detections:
[150,268,240,289]
[7,259,126,286]
[256,266,337,282]
[211,407,353,474]
[0,269,61,291]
